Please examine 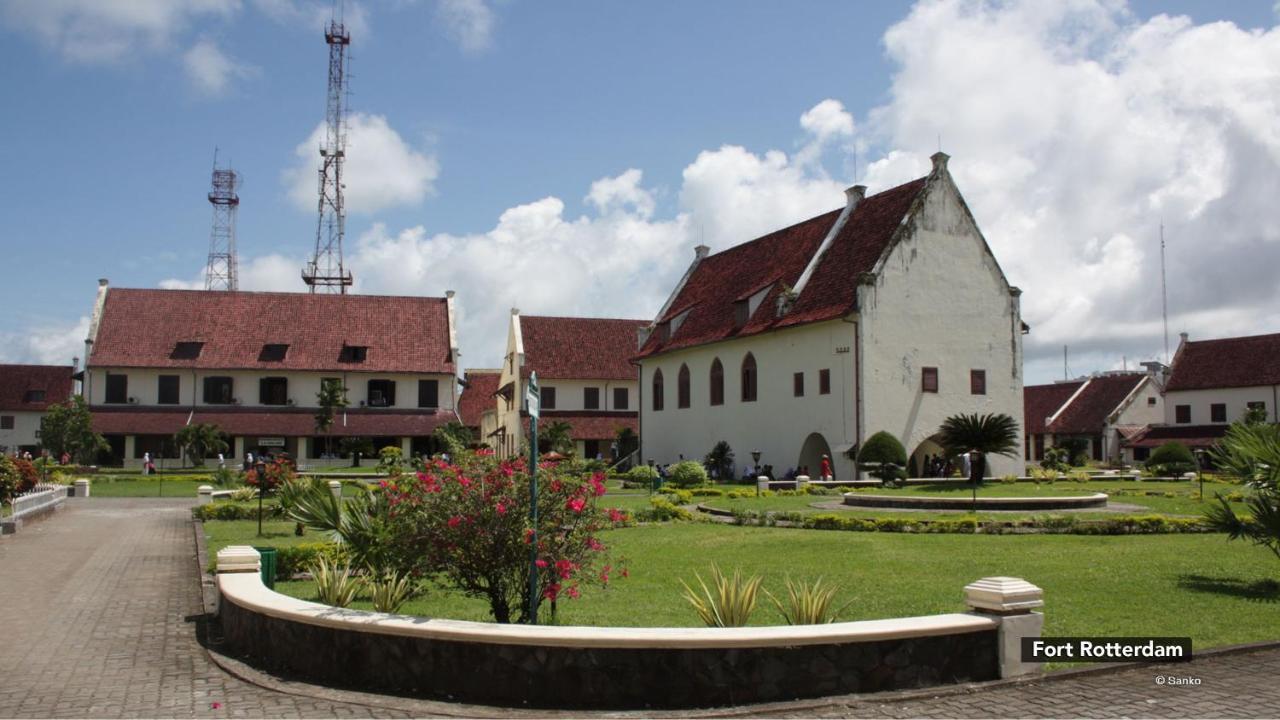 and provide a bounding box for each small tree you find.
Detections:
[1145,441,1196,476]
[857,431,907,486]
[626,464,660,489]
[377,446,405,475]
[668,460,708,488]
[1057,437,1090,466]
[339,437,375,467]
[0,456,20,505]
[314,379,349,458]
[1041,446,1070,472]
[432,420,474,457]
[175,423,229,467]
[938,413,1020,484]
[703,441,735,482]
[540,421,575,456]
[39,396,108,465]
[244,457,295,494]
